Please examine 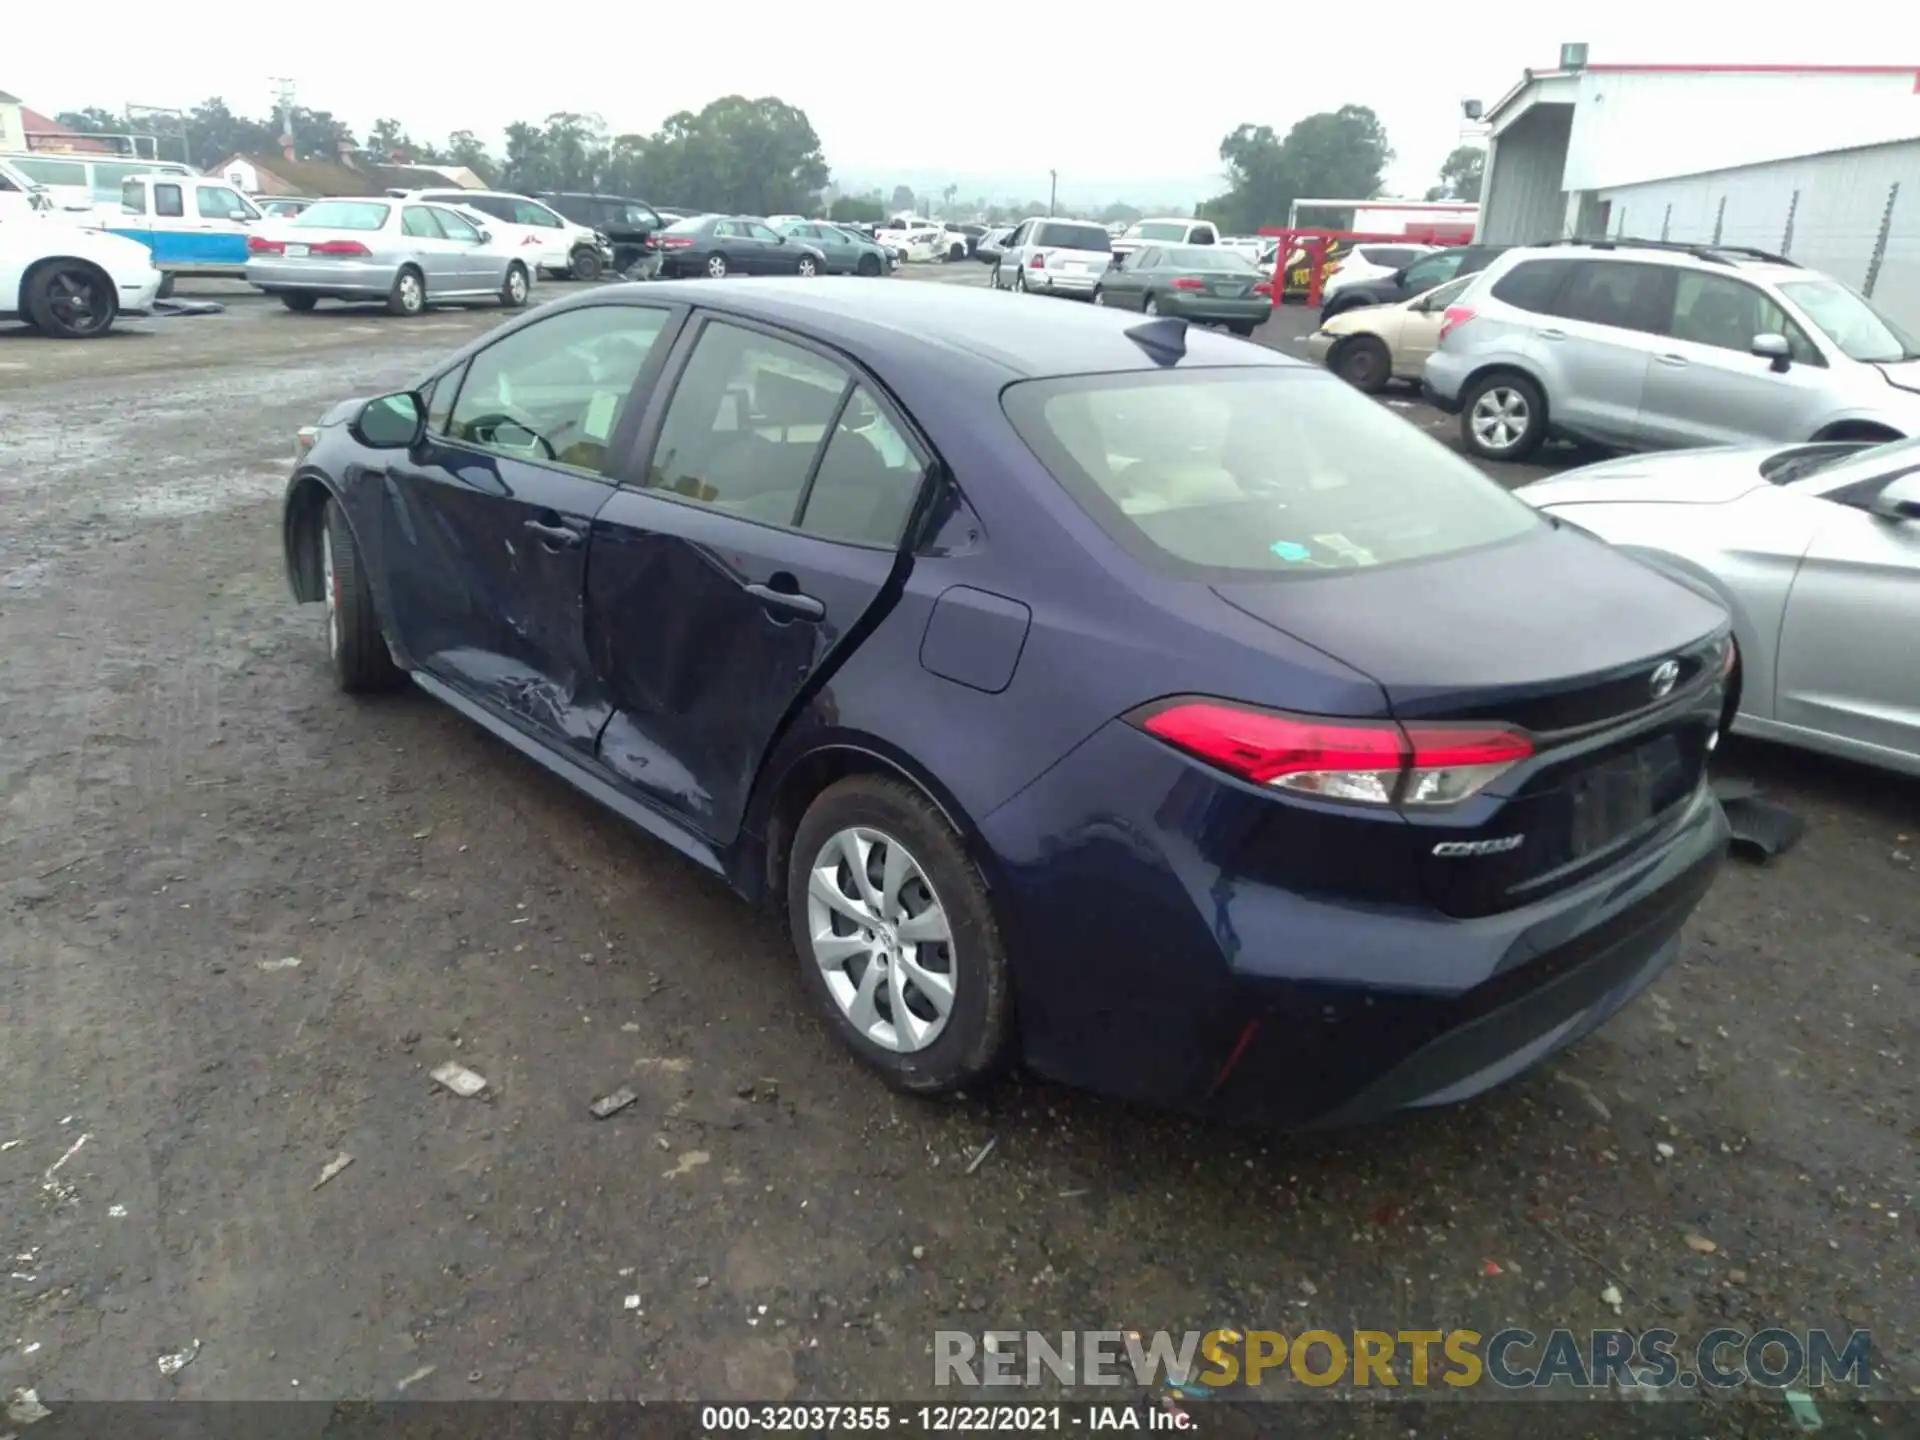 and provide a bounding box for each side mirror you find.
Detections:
[475,228,493,243]
[1869,473,1920,523]
[1751,332,1792,372]
[350,392,425,450]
